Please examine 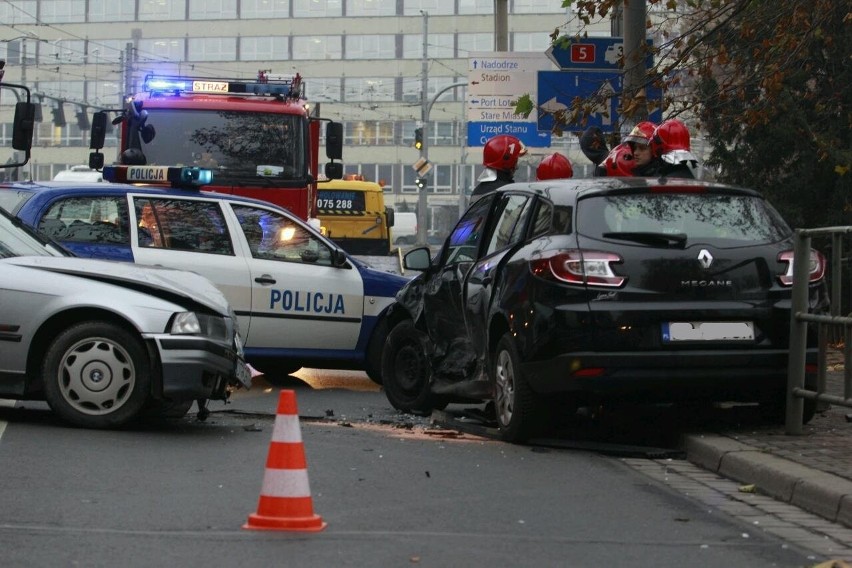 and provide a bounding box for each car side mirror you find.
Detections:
[404,247,432,271]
